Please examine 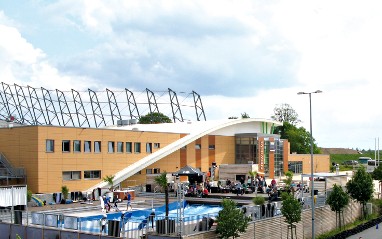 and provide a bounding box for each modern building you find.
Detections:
[0,118,305,193]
